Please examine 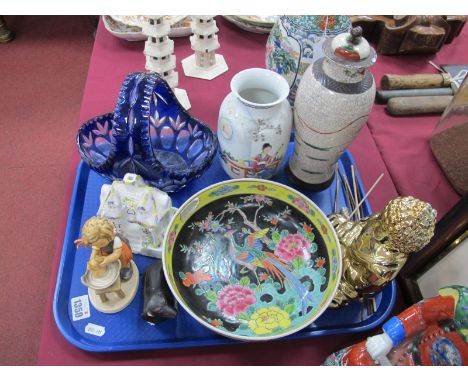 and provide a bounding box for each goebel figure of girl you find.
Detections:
[75,216,133,281]
[76,216,139,313]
